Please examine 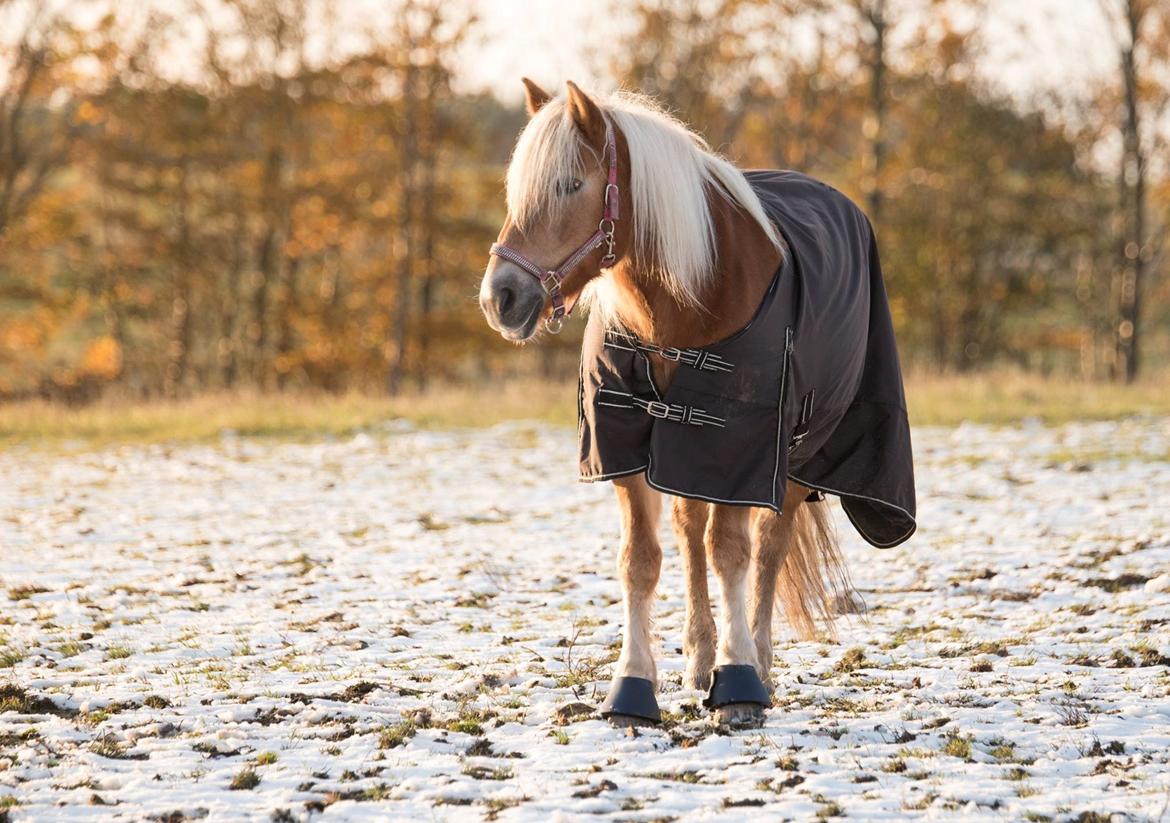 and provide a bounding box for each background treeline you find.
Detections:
[0,0,1167,402]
